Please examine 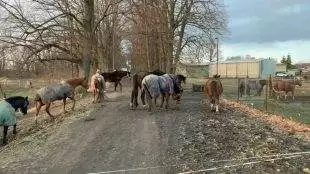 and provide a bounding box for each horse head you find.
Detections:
[213,74,221,79]
[81,76,89,89]
[259,79,267,87]
[295,77,302,86]
[20,96,29,115]
[176,74,186,84]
